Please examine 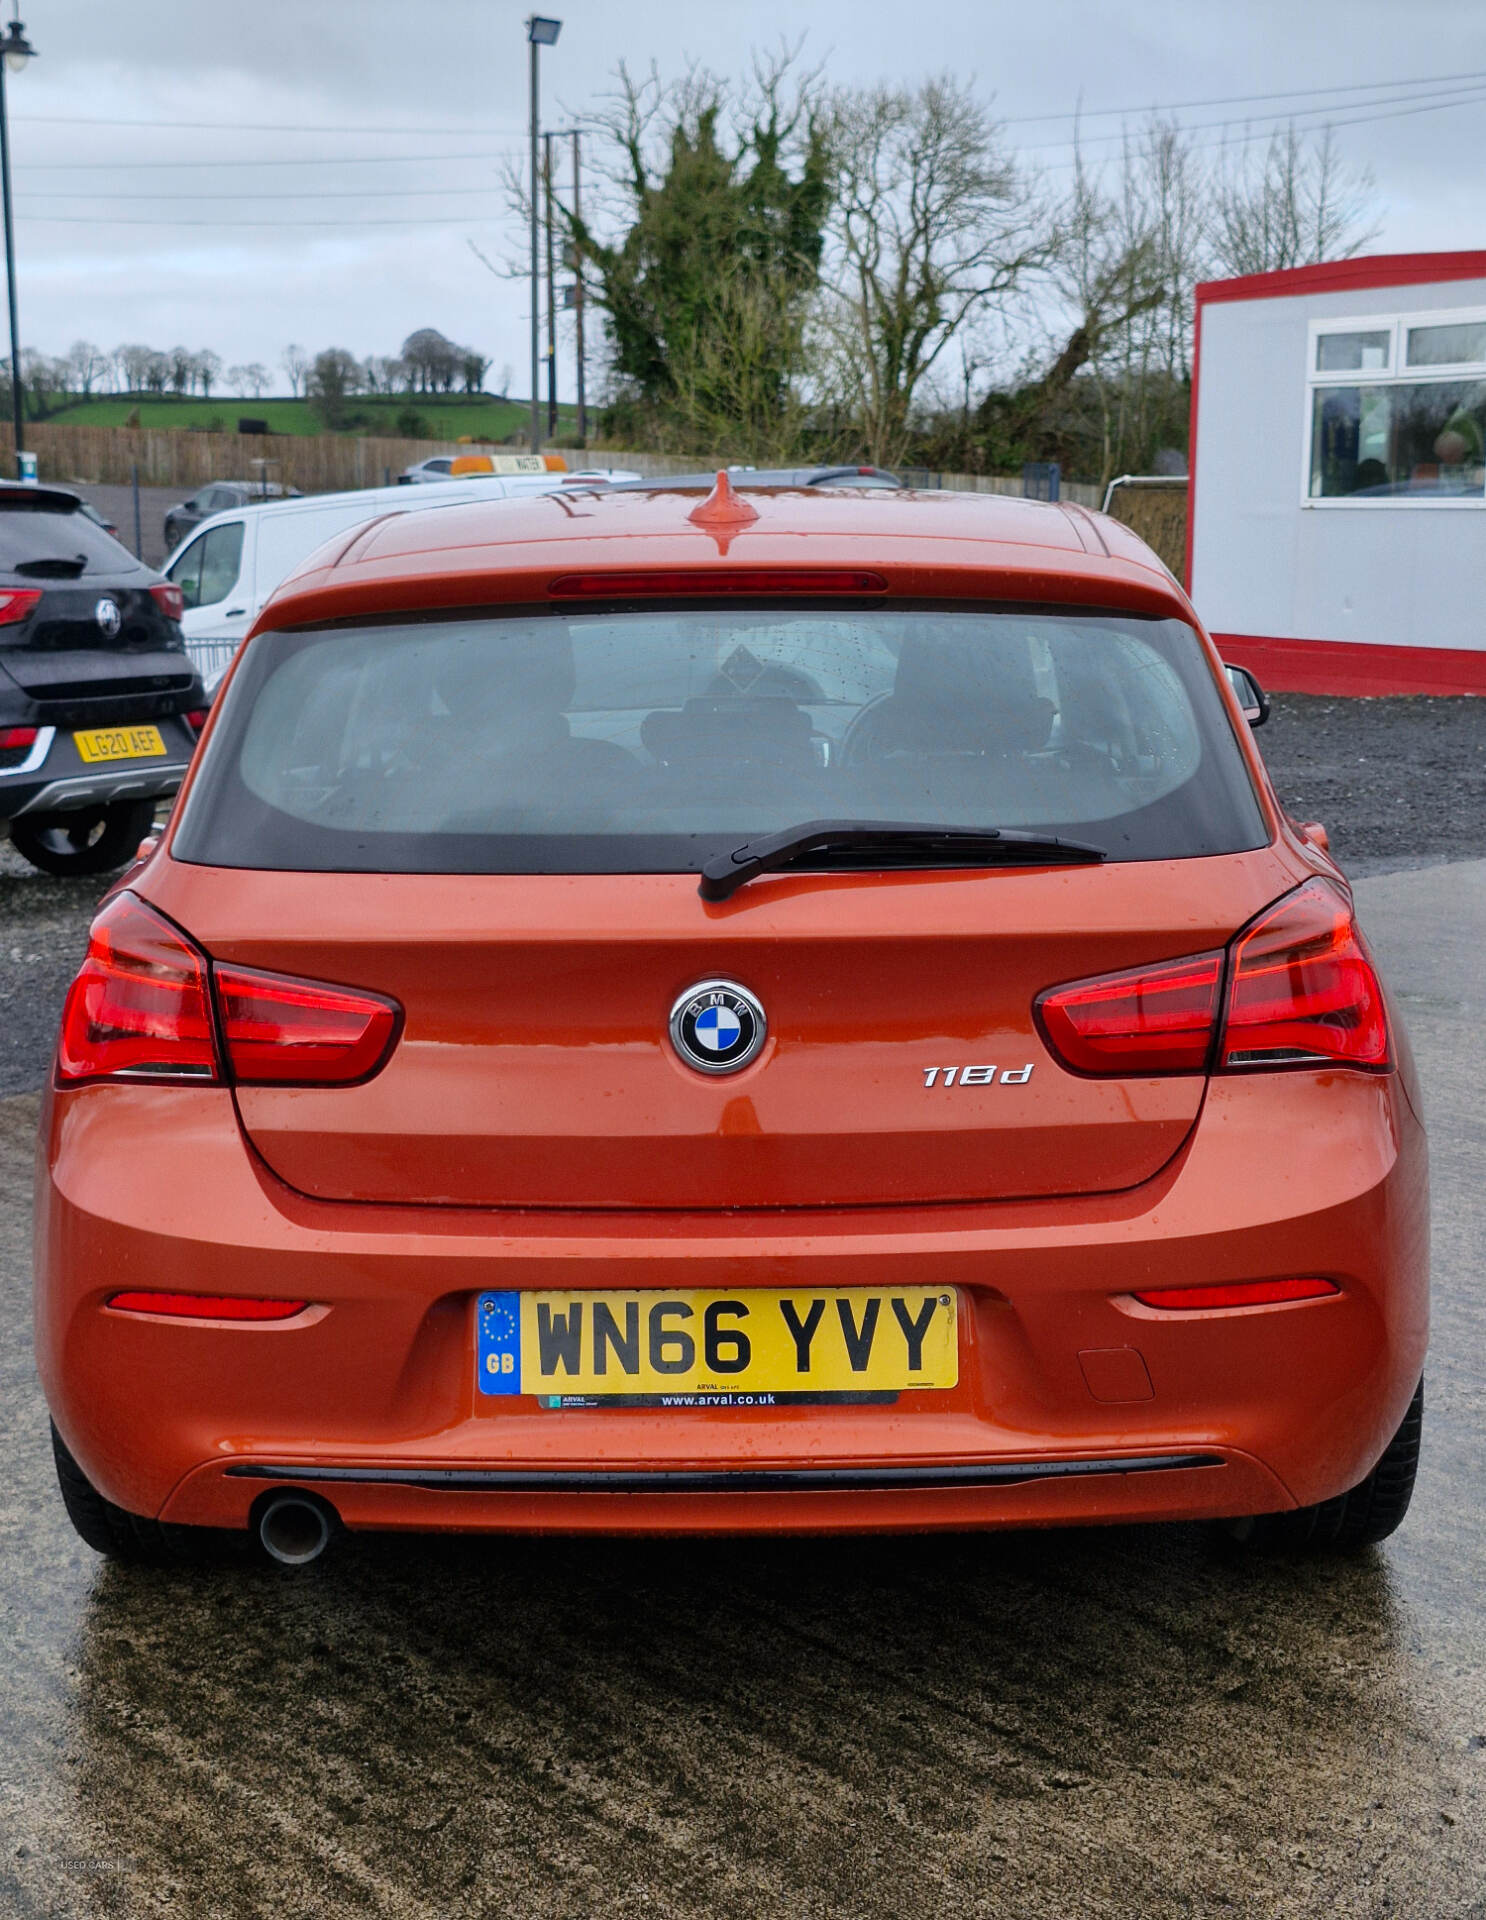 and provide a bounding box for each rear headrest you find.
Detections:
[888,630,1053,752]
[433,630,576,721]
